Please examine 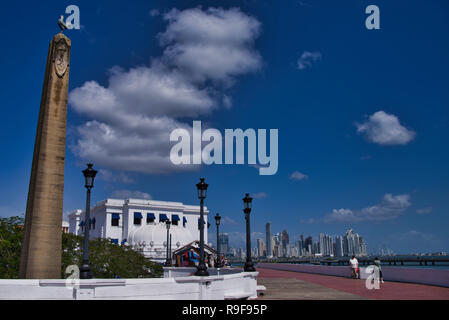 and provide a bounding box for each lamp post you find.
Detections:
[215,213,222,268]
[80,164,97,279]
[243,193,256,272]
[195,178,209,276]
[165,220,172,267]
